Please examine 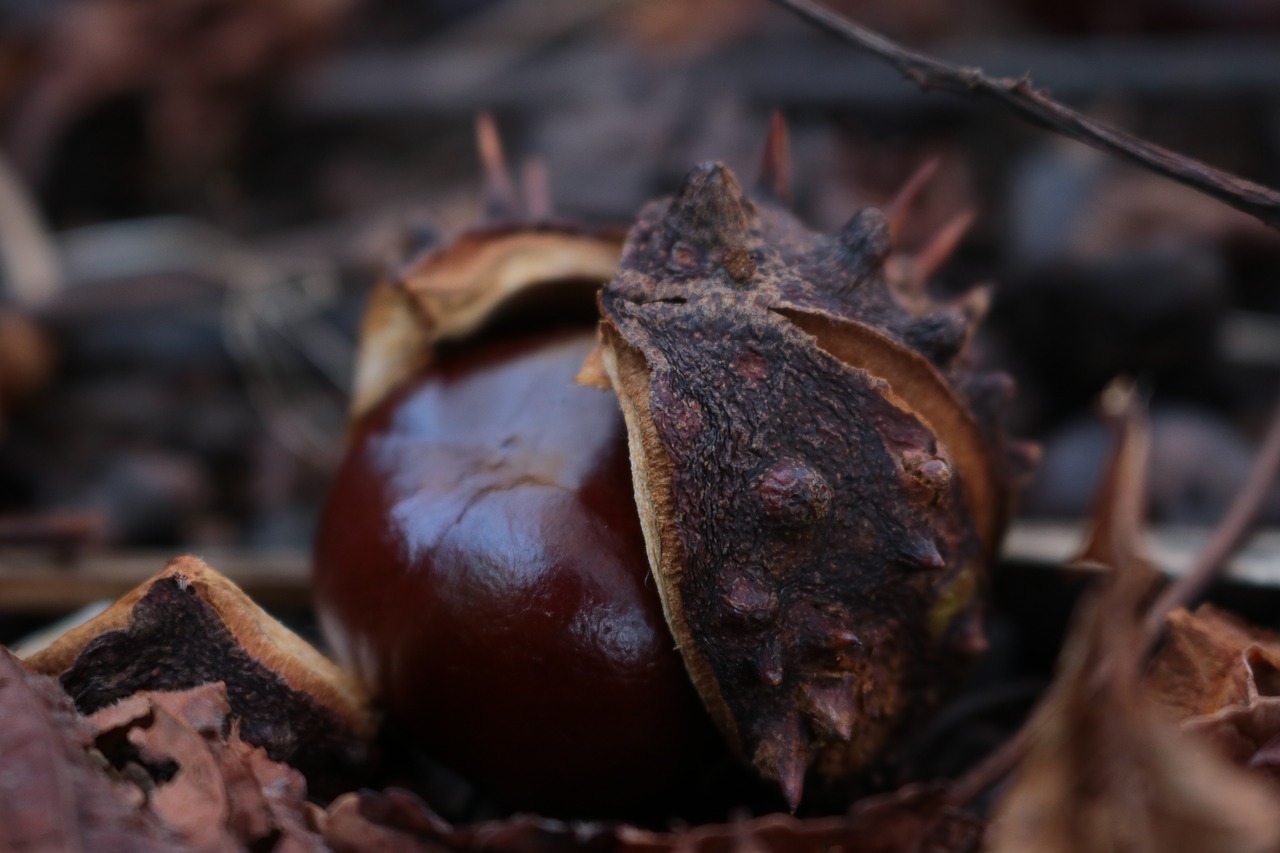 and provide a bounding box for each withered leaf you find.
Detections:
[987,385,1280,853]
[23,555,372,793]
[596,158,1021,805]
[1148,604,1280,781]
[0,648,178,852]
[87,683,327,853]
[1146,605,1270,719]
[323,785,980,853]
